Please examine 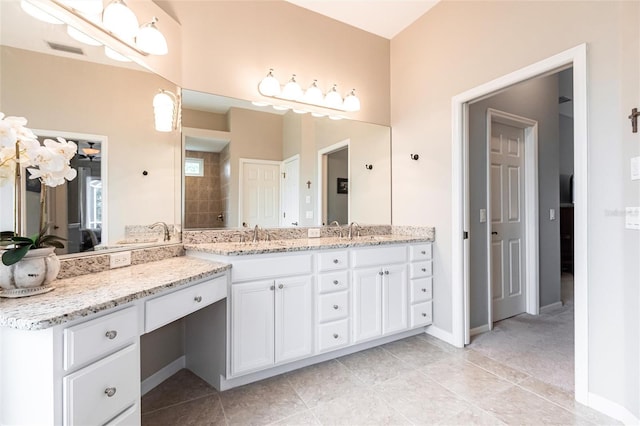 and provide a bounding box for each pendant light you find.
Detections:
[136,17,168,55]
[102,0,139,41]
[258,69,281,97]
[20,0,63,24]
[282,75,303,101]
[343,89,361,112]
[324,84,343,109]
